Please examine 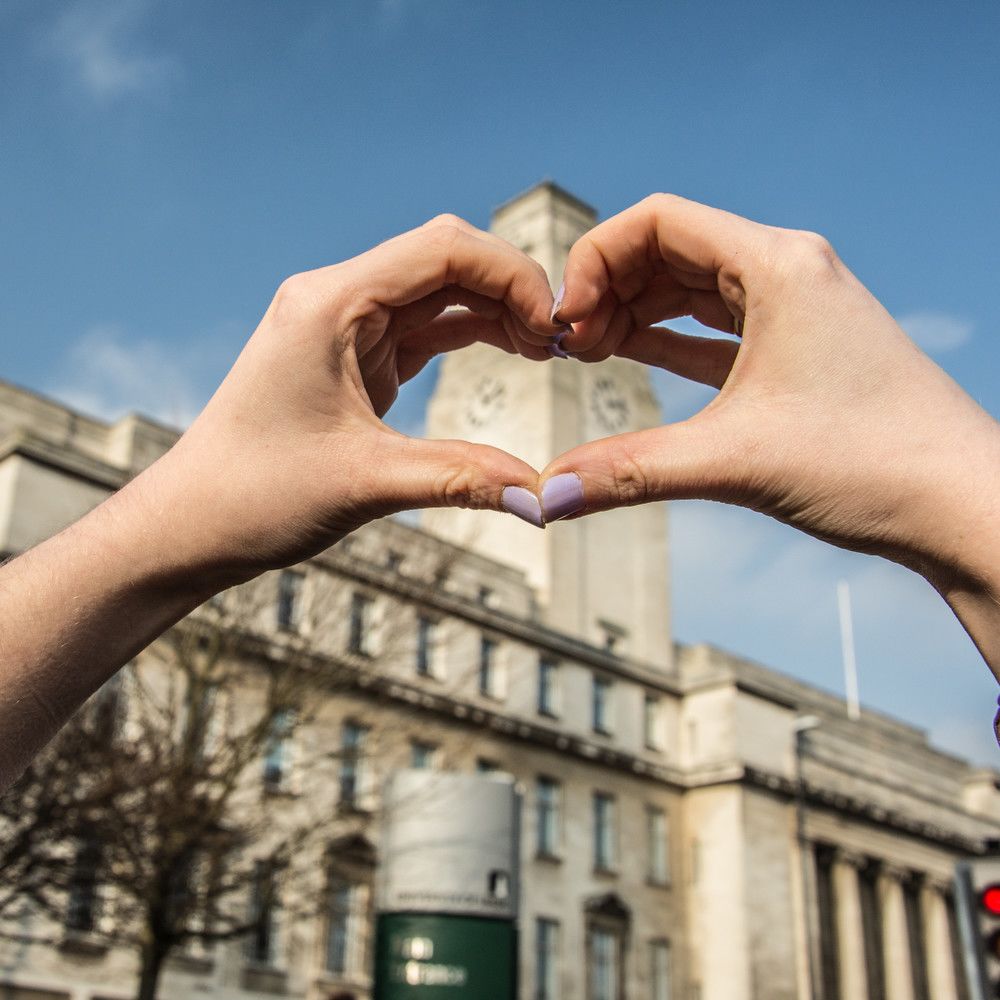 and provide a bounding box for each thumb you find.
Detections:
[374,434,543,522]
[538,415,740,521]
